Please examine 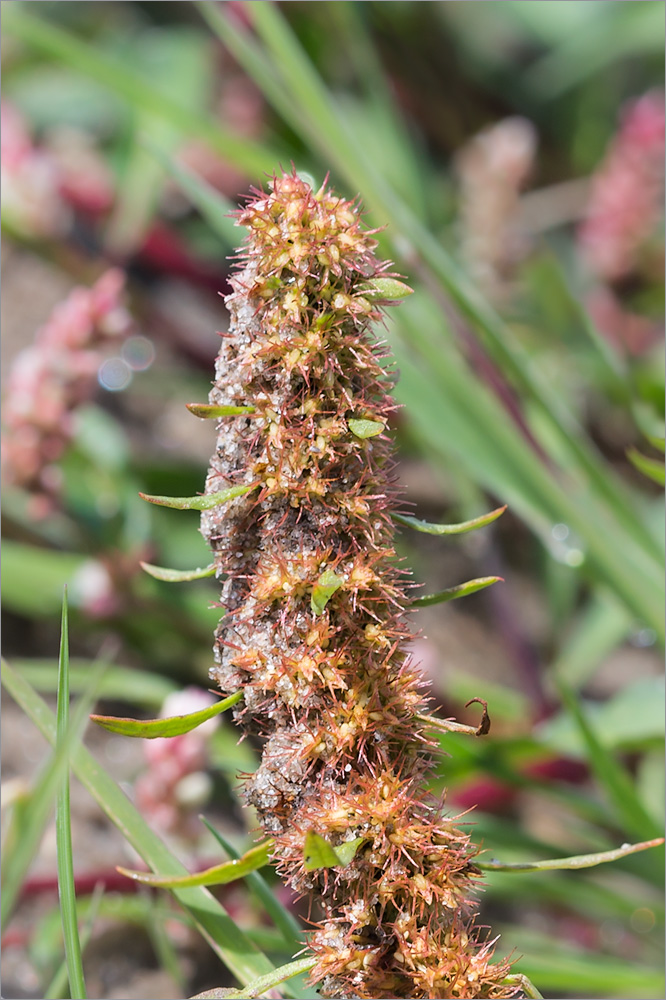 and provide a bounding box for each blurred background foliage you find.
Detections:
[1,2,664,999]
